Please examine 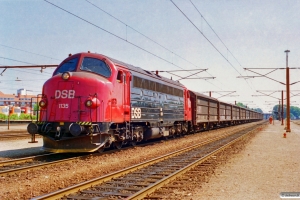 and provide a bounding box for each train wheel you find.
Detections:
[114,141,123,149]
[131,140,137,147]
[97,147,105,153]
